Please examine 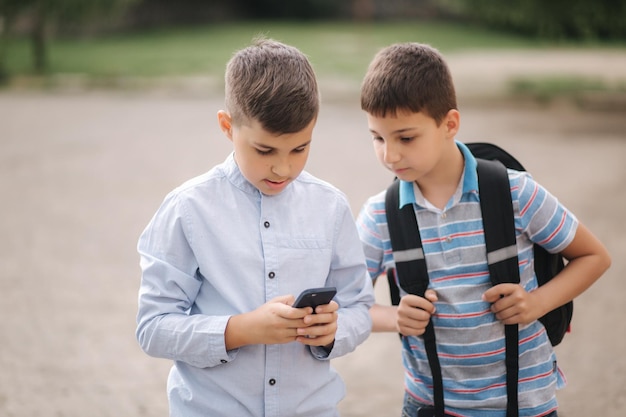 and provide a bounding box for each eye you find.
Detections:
[293,145,308,153]
[371,135,383,142]
[255,148,273,156]
[400,136,414,143]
